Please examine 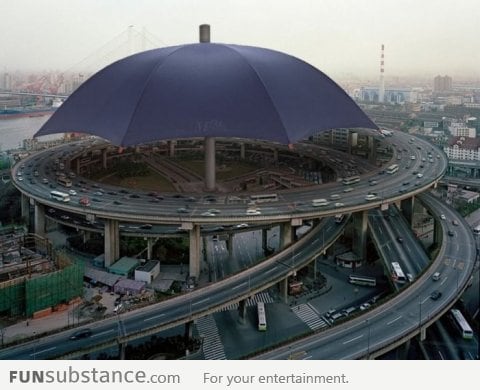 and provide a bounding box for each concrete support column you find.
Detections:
[347,130,352,154]
[184,320,193,355]
[401,197,414,228]
[279,222,293,249]
[83,230,91,244]
[169,140,175,157]
[352,210,368,260]
[189,224,201,279]
[104,219,120,268]
[367,135,376,164]
[240,142,245,159]
[262,228,268,253]
[102,148,107,169]
[75,158,81,175]
[278,278,288,304]
[205,137,216,191]
[273,148,278,162]
[185,320,193,339]
[238,299,247,324]
[419,325,427,341]
[34,202,45,236]
[225,234,233,258]
[147,238,153,260]
[21,194,30,223]
[433,219,443,247]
